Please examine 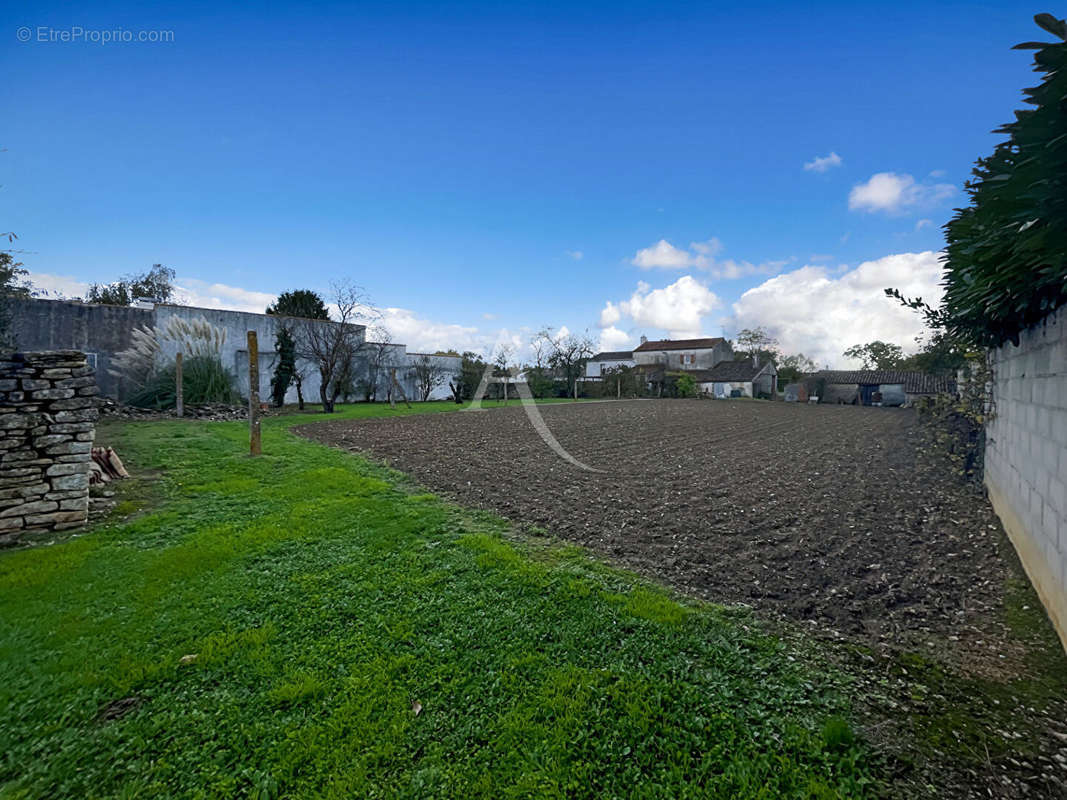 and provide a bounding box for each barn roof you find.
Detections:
[815,370,954,394]
[633,337,725,352]
[693,358,768,382]
[590,350,633,361]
